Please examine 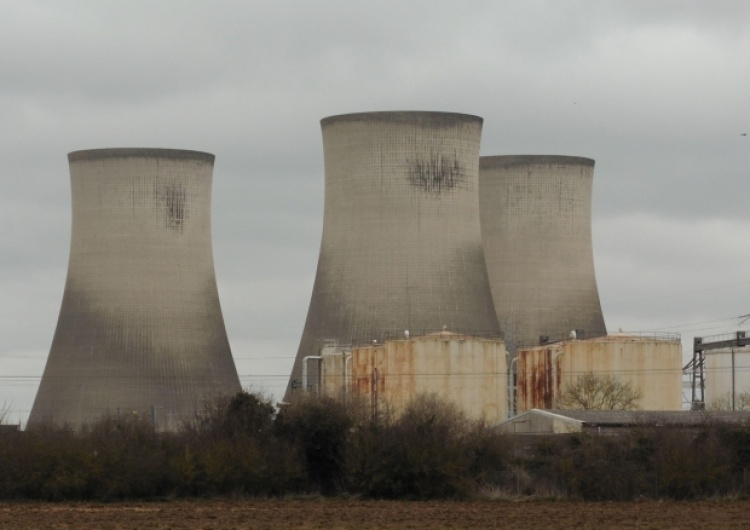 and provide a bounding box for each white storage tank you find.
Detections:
[517,333,683,412]
[704,344,750,409]
[319,332,508,423]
